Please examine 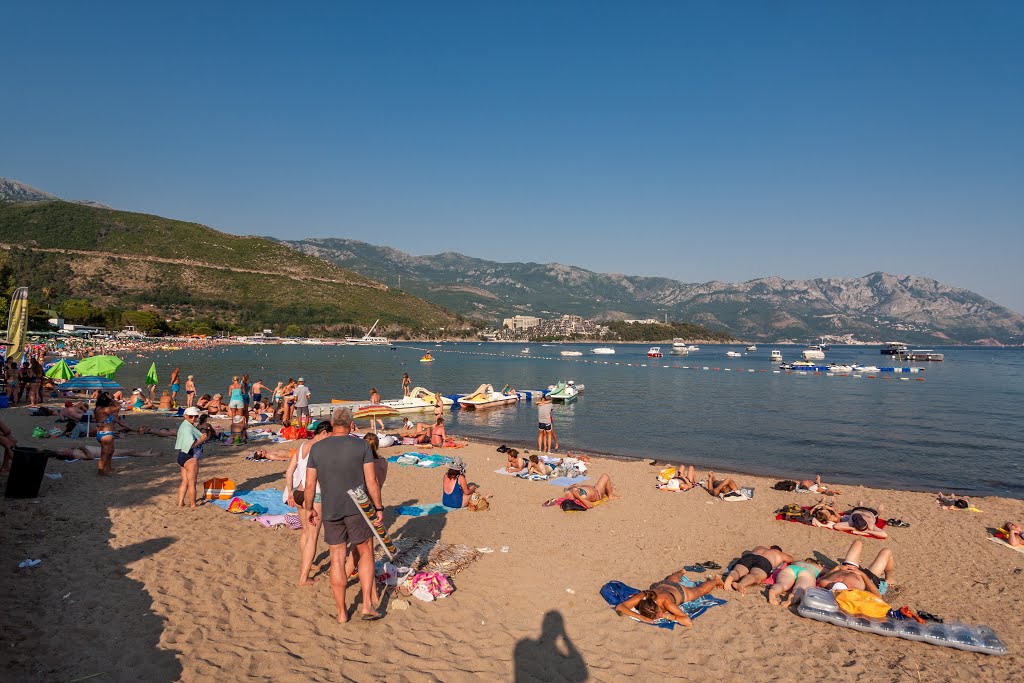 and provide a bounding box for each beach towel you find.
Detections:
[375,538,482,576]
[600,579,727,630]
[720,487,754,501]
[547,474,589,487]
[394,504,458,517]
[988,536,1024,554]
[211,489,296,516]
[776,506,888,538]
[254,514,303,530]
[389,452,452,468]
[495,466,528,476]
